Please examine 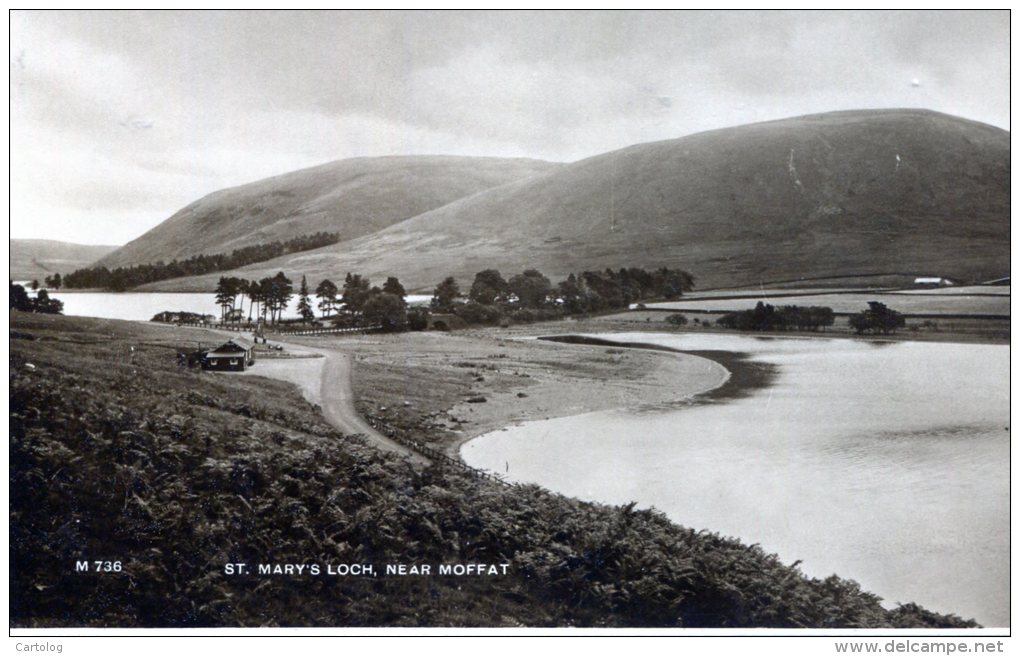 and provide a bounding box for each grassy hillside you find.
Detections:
[10,239,118,281]
[9,313,975,628]
[143,109,1008,292]
[97,156,559,270]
